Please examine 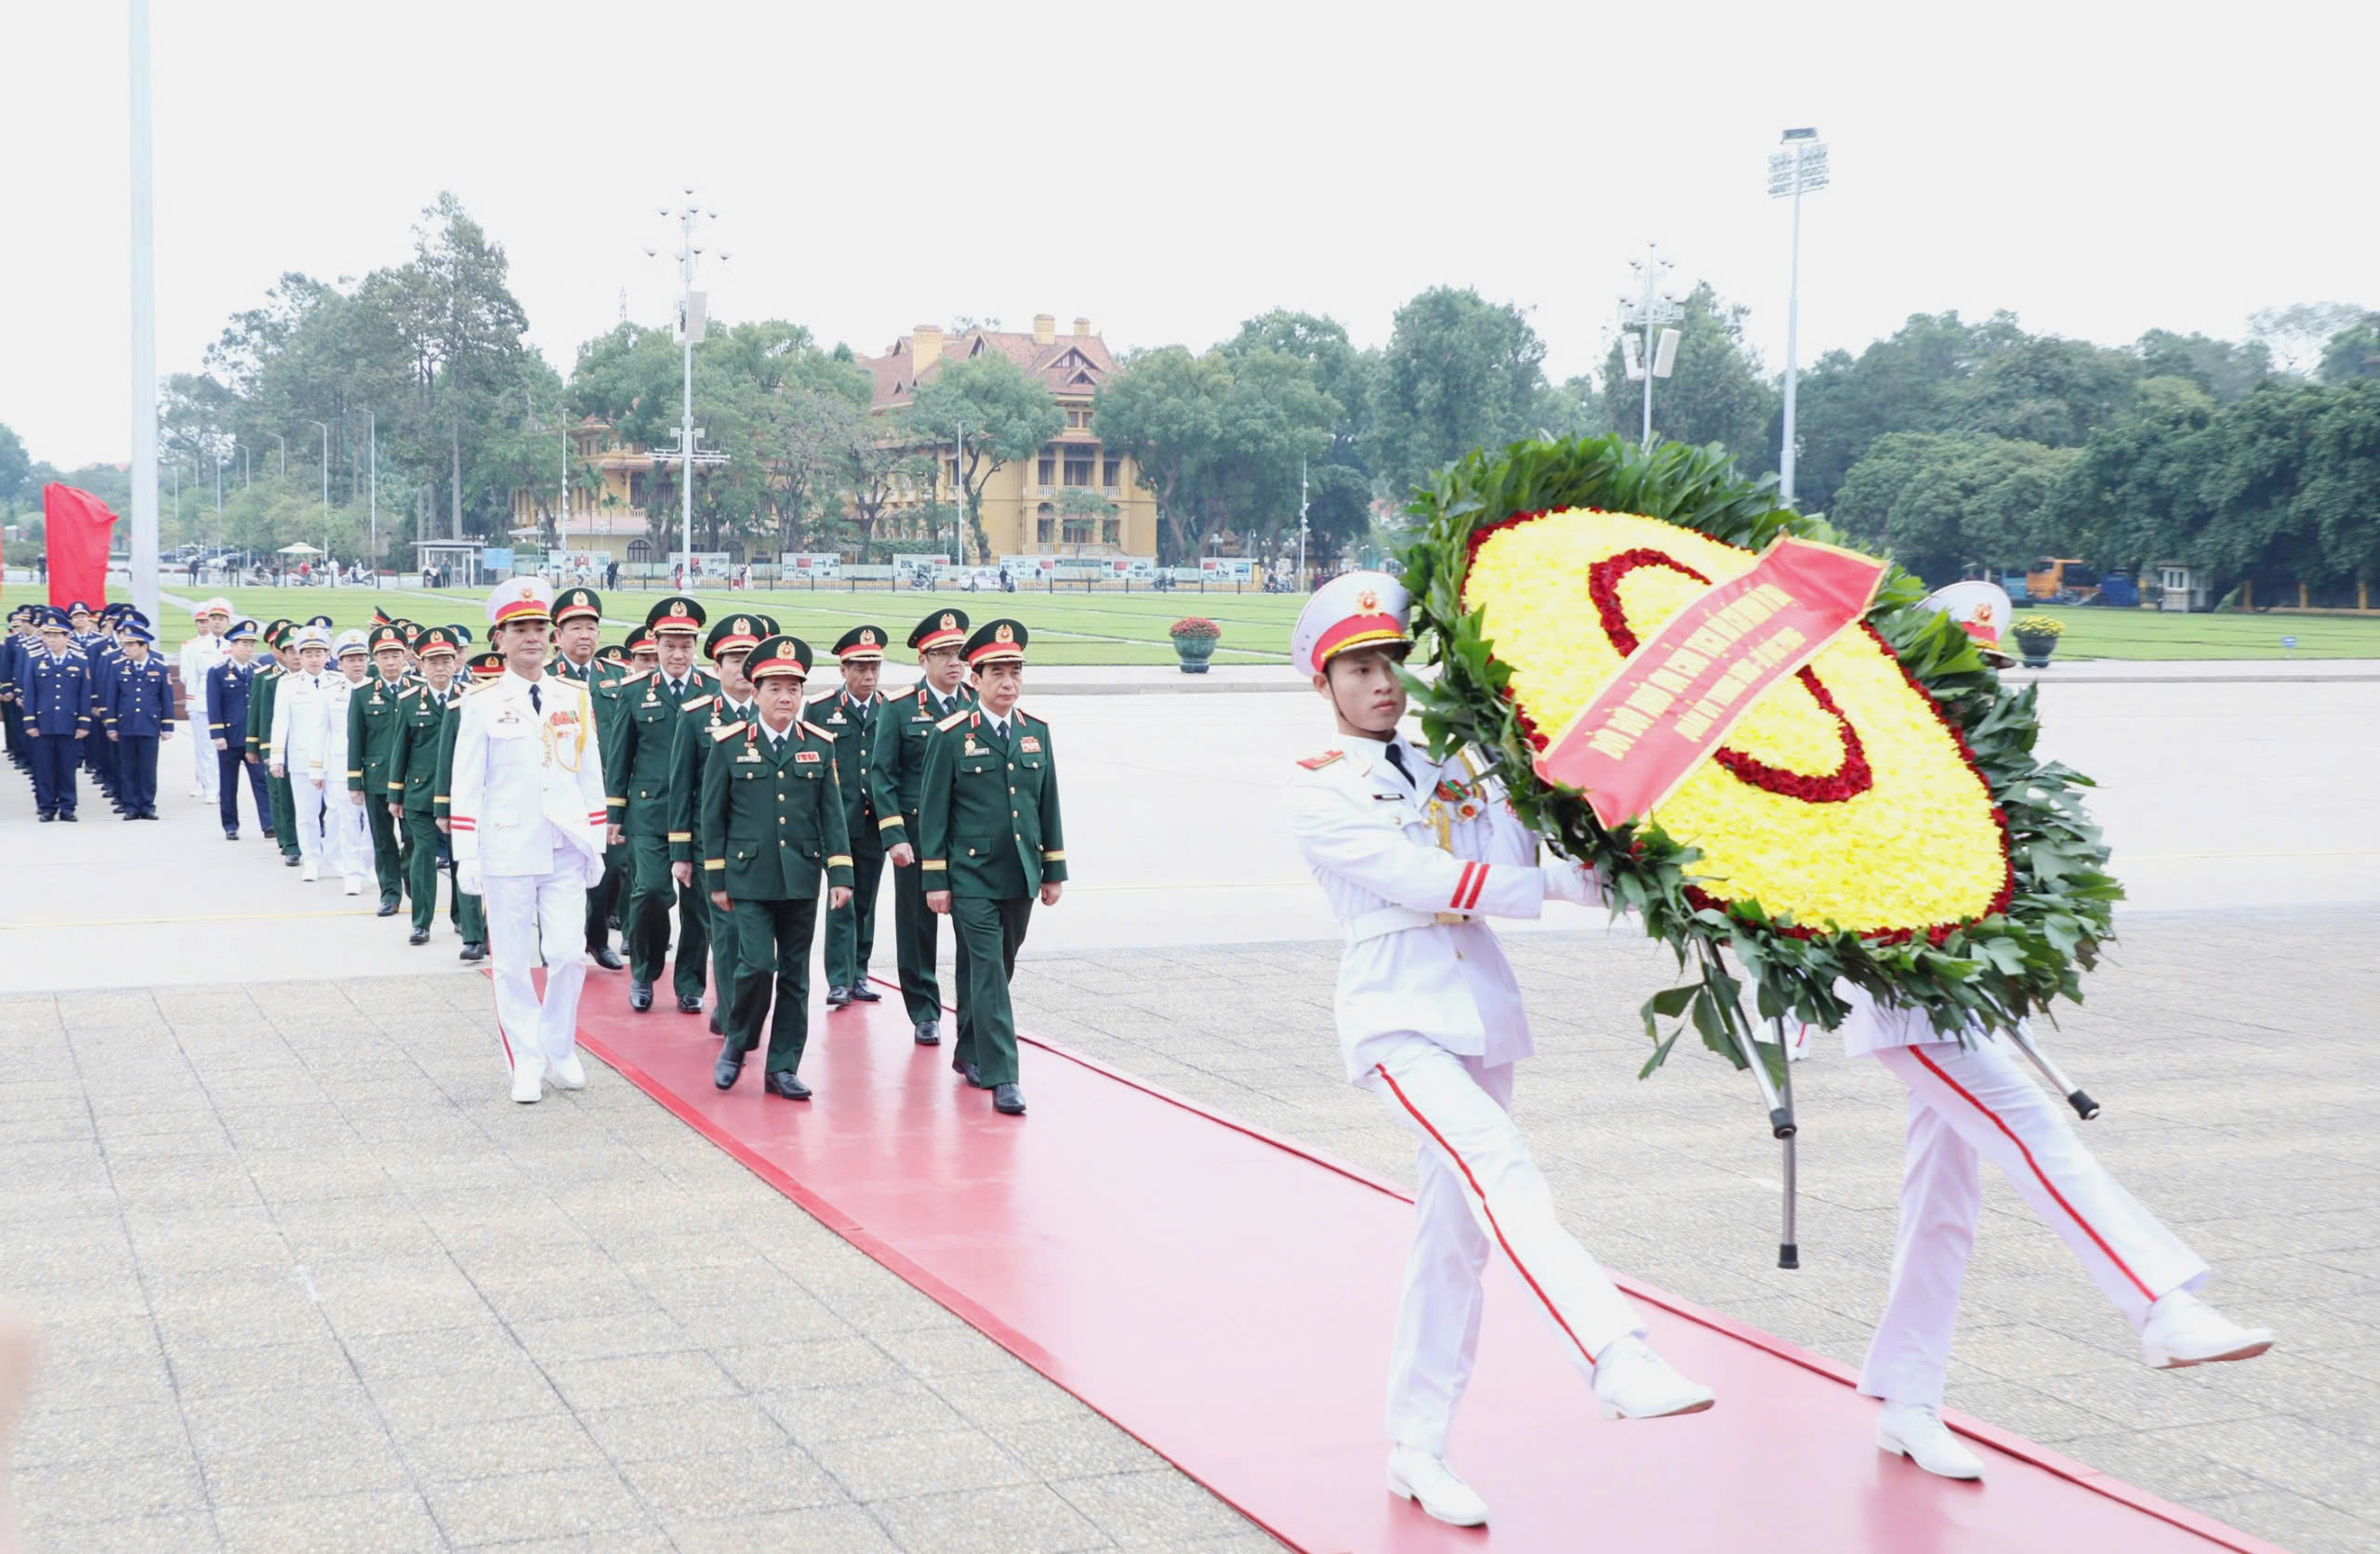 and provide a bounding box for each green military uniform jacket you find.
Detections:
[869,682,977,853]
[348,670,413,798]
[668,689,760,865]
[918,705,1067,899]
[245,662,280,764]
[807,690,886,845]
[603,666,718,845]
[388,679,461,815]
[697,713,855,900]
[432,694,466,828]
